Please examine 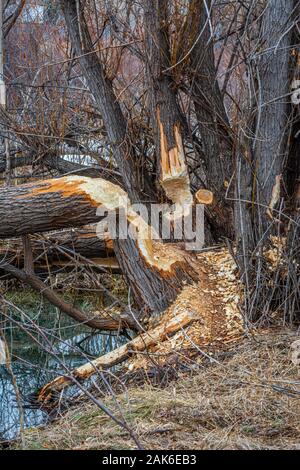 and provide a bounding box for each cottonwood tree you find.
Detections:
[0,0,299,330]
